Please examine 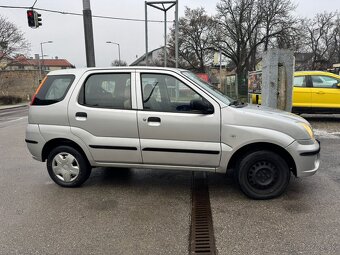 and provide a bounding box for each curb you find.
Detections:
[0,103,29,111]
